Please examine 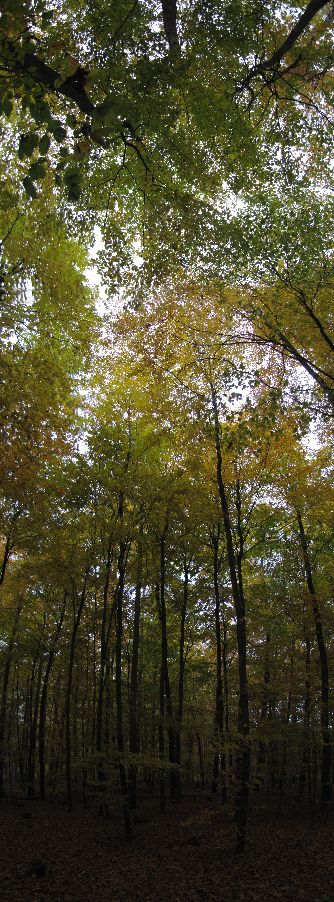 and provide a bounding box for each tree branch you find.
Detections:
[7,48,96,116]
[243,0,329,88]
[161,0,180,54]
